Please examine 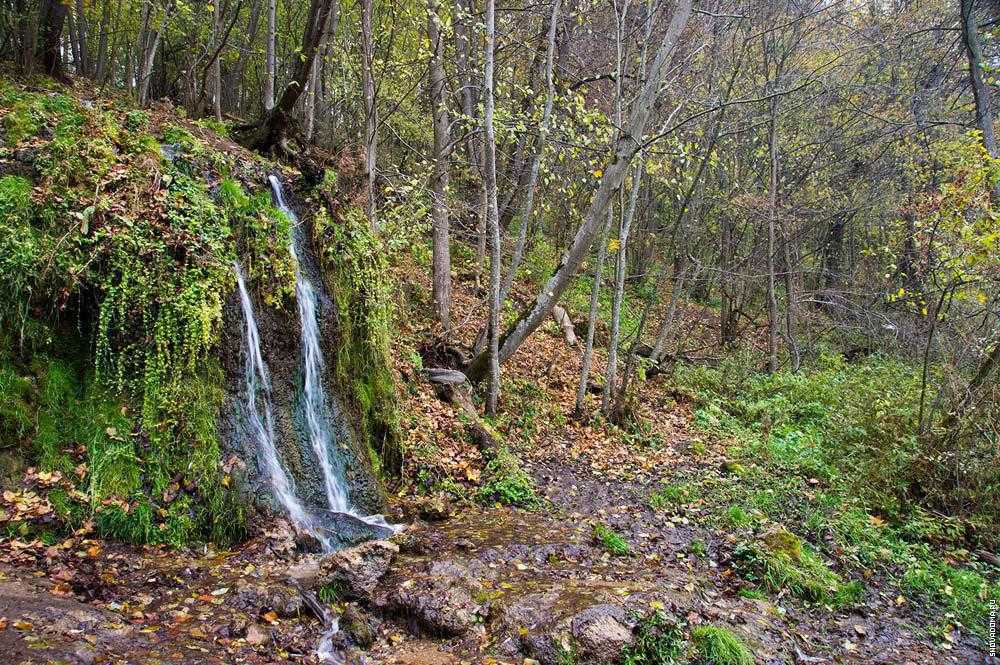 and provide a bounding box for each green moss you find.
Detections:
[314,204,402,475]
[690,626,753,665]
[734,529,859,606]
